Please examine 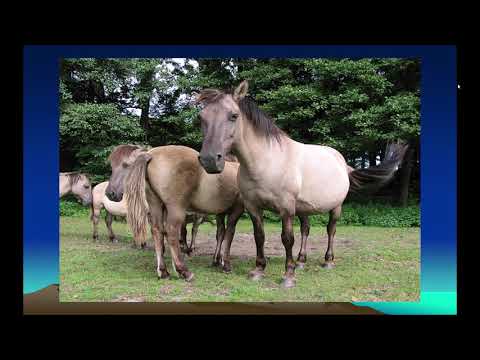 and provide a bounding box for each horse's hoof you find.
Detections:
[111,238,119,243]
[248,270,265,281]
[222,265,232,274]
[211,259,222,268]
[184,272,194,282]
[158,272,170,280]
[281,276,296,288]
[322,261,335,269]
[296,262,306,270]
